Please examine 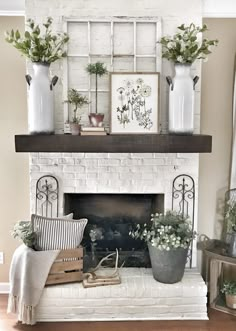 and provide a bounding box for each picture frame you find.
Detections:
[110,72,160,134]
